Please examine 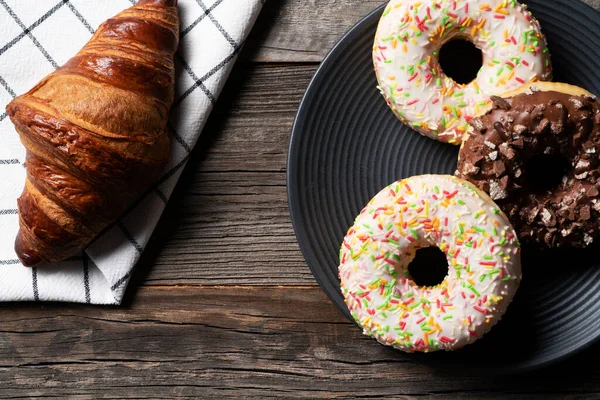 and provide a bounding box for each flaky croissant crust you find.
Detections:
[7,0,179,266]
